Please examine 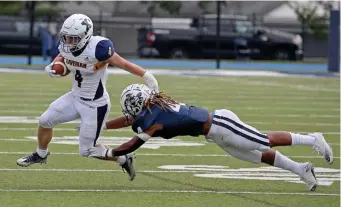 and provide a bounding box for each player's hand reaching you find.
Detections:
[45,62,61,78]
